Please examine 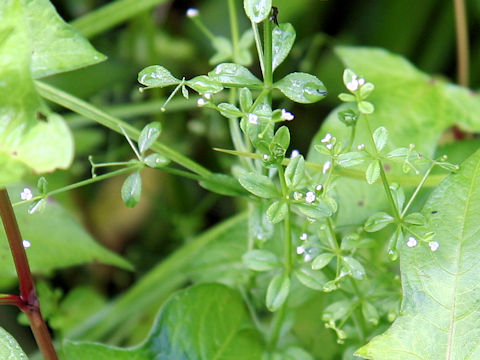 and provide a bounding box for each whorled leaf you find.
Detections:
[64,283,264,360]
[208,63,262,88]
[356,149,480,359]
[274,72,327,104]
[272,23,296,71]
